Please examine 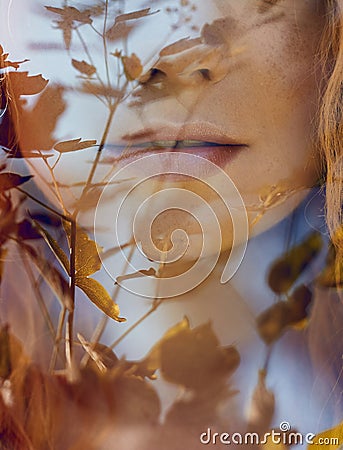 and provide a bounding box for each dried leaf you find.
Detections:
[159,321,240,390]
[115,8,154,23]
[7,72,48,98]
[0,46,29,70]
[268,232,322,294]
[54,138,97,153]
[106,22,134,41]
[122,53,143,81]
[82,341,119,372]
[17,85,66,152]
[63,221,102,277]
[71,59,96,77]
[0,173,33,193]
[307,421,343,450]
[45,6,93,24]
[257,285,312,344]
[76,277,125,322]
